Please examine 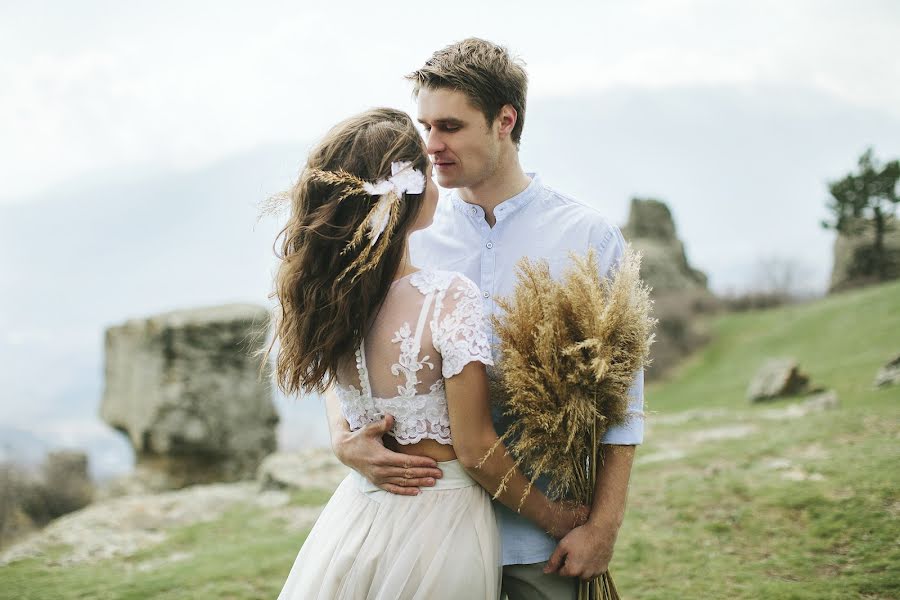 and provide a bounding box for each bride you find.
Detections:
[268,108,585,600]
